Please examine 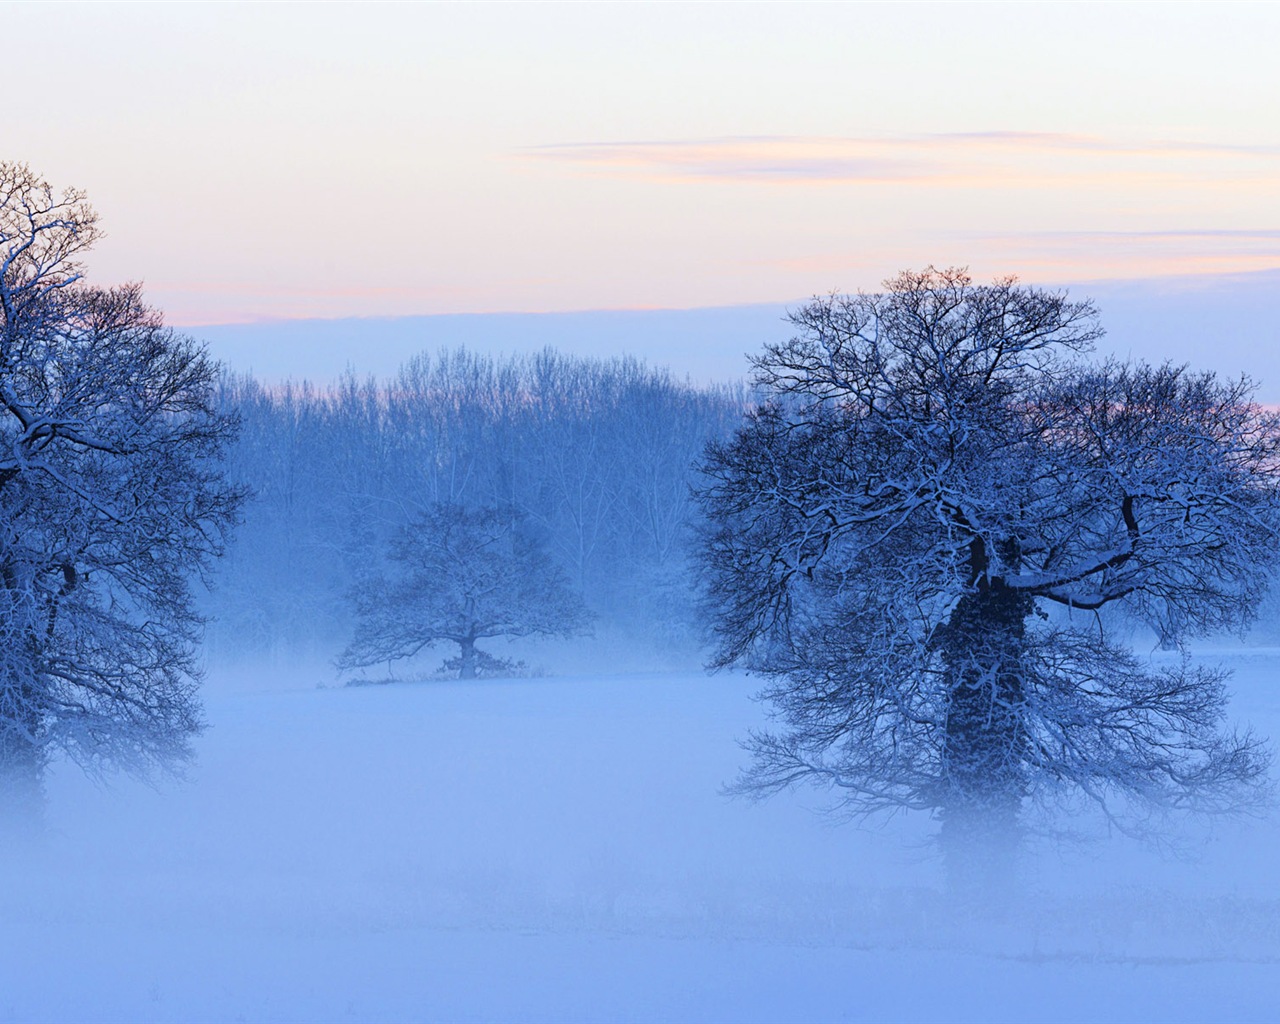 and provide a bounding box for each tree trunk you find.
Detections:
[937,572,1032,893]
[458,636,477,680]
[0,588,49,832]
[0,691,46,833]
